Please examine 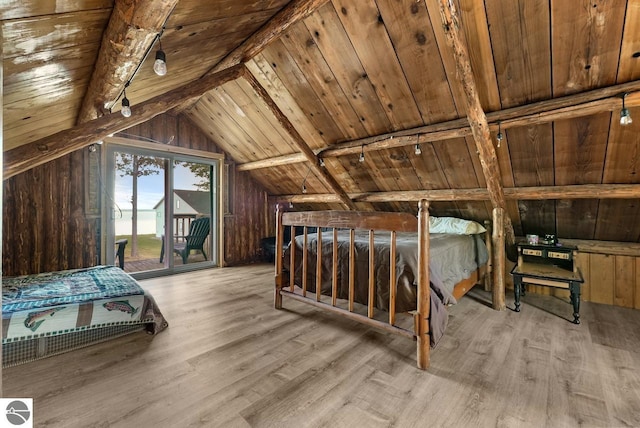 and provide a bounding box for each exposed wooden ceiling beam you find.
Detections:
[274,184,640,204]
[3,65,244,180]
[237,82,640,171]
[242,67,357,210]
[77,0,179,123]
[437,0,515,245]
